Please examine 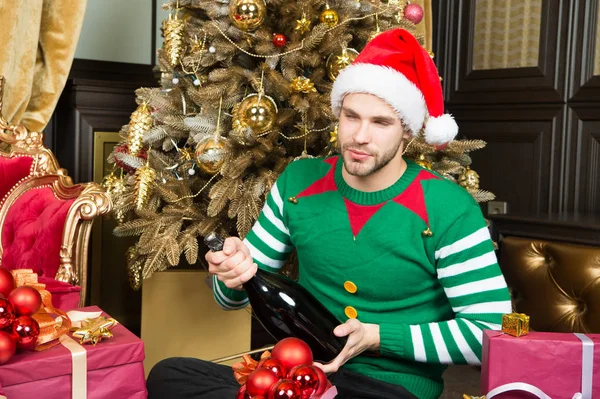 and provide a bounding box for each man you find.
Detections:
[147,28,512,399]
